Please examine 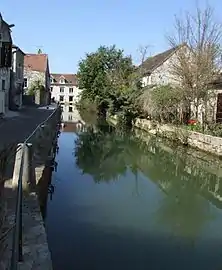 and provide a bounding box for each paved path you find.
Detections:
[0,107,54,151]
